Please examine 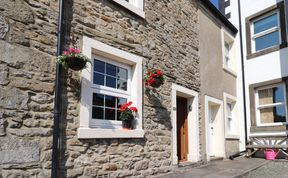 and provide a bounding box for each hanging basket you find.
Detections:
[144,69,165,88]
[149,78,164,88]
[66,57,87,71]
